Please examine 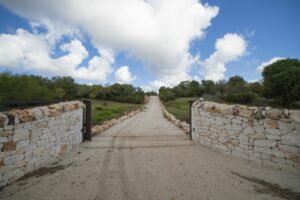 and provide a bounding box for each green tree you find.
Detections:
[226,76,246,93]
[248,81,263,95]
[51,76,77,99]
[159,86,176,101]
[262,58,300,106]
[201,80,216,95]
[215,79,227,98]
